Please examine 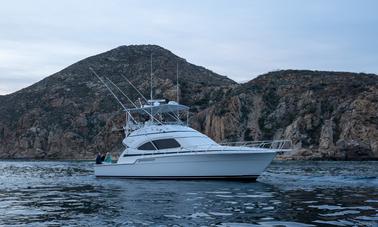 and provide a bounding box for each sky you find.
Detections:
[0,0,377,95]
